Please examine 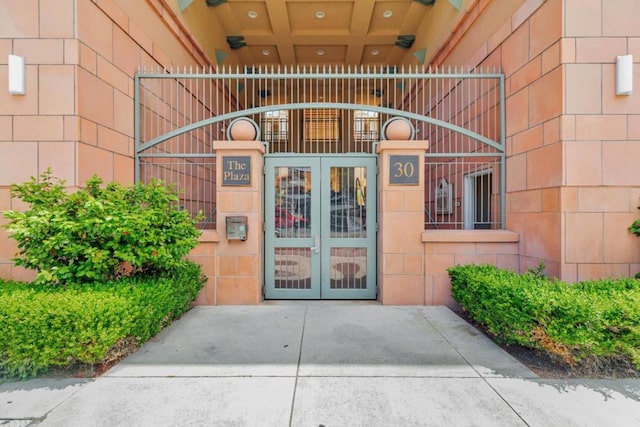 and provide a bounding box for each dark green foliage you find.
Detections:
[629,204,640,237]
[0,262,204,379]
[2,170,201,285]
[449,264,640,370]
